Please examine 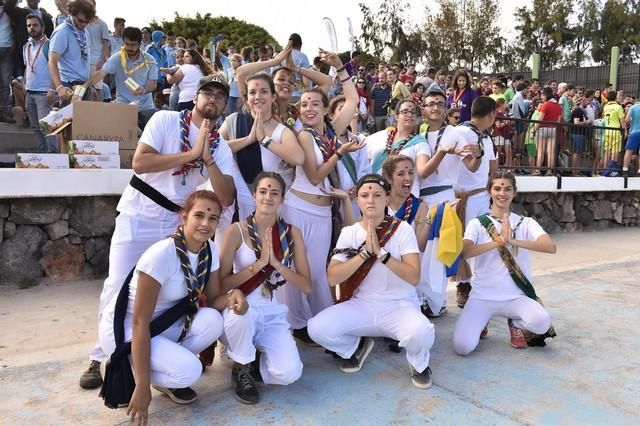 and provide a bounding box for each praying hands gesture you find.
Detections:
[499,213,511,245]
[199,118,213,163]
[365,220,381,256]
[255,228,271,270]
[254,109,267,142]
